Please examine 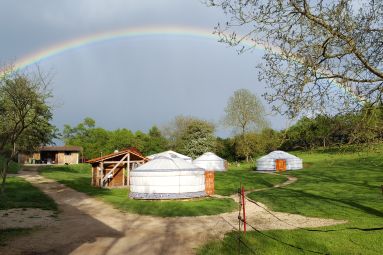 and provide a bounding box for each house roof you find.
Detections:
[40,146,83,152]
[86,147,147,163]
